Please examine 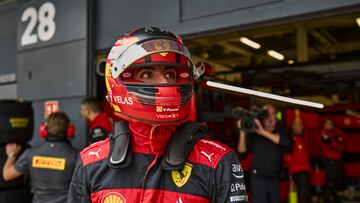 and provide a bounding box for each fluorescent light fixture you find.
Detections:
[240,37,261,49]
[288,60,295,65]
[356,18,360,27]
[267,50,285,60]
[206,81,324,109]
